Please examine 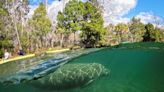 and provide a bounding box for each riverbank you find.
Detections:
[1,42,163,65]
[0,48,70,65]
